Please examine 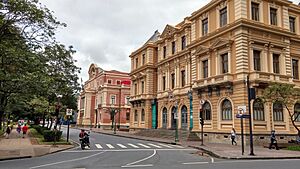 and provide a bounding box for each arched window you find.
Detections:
[134,110,138,122]
[162,107,167,129]
[221,99,232,120]
[141,109,145,121]
[294,103,300,122]
[202,102,211,120]
[253,99,265,121]
[273,102,283,121]
[181,105,188,129]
